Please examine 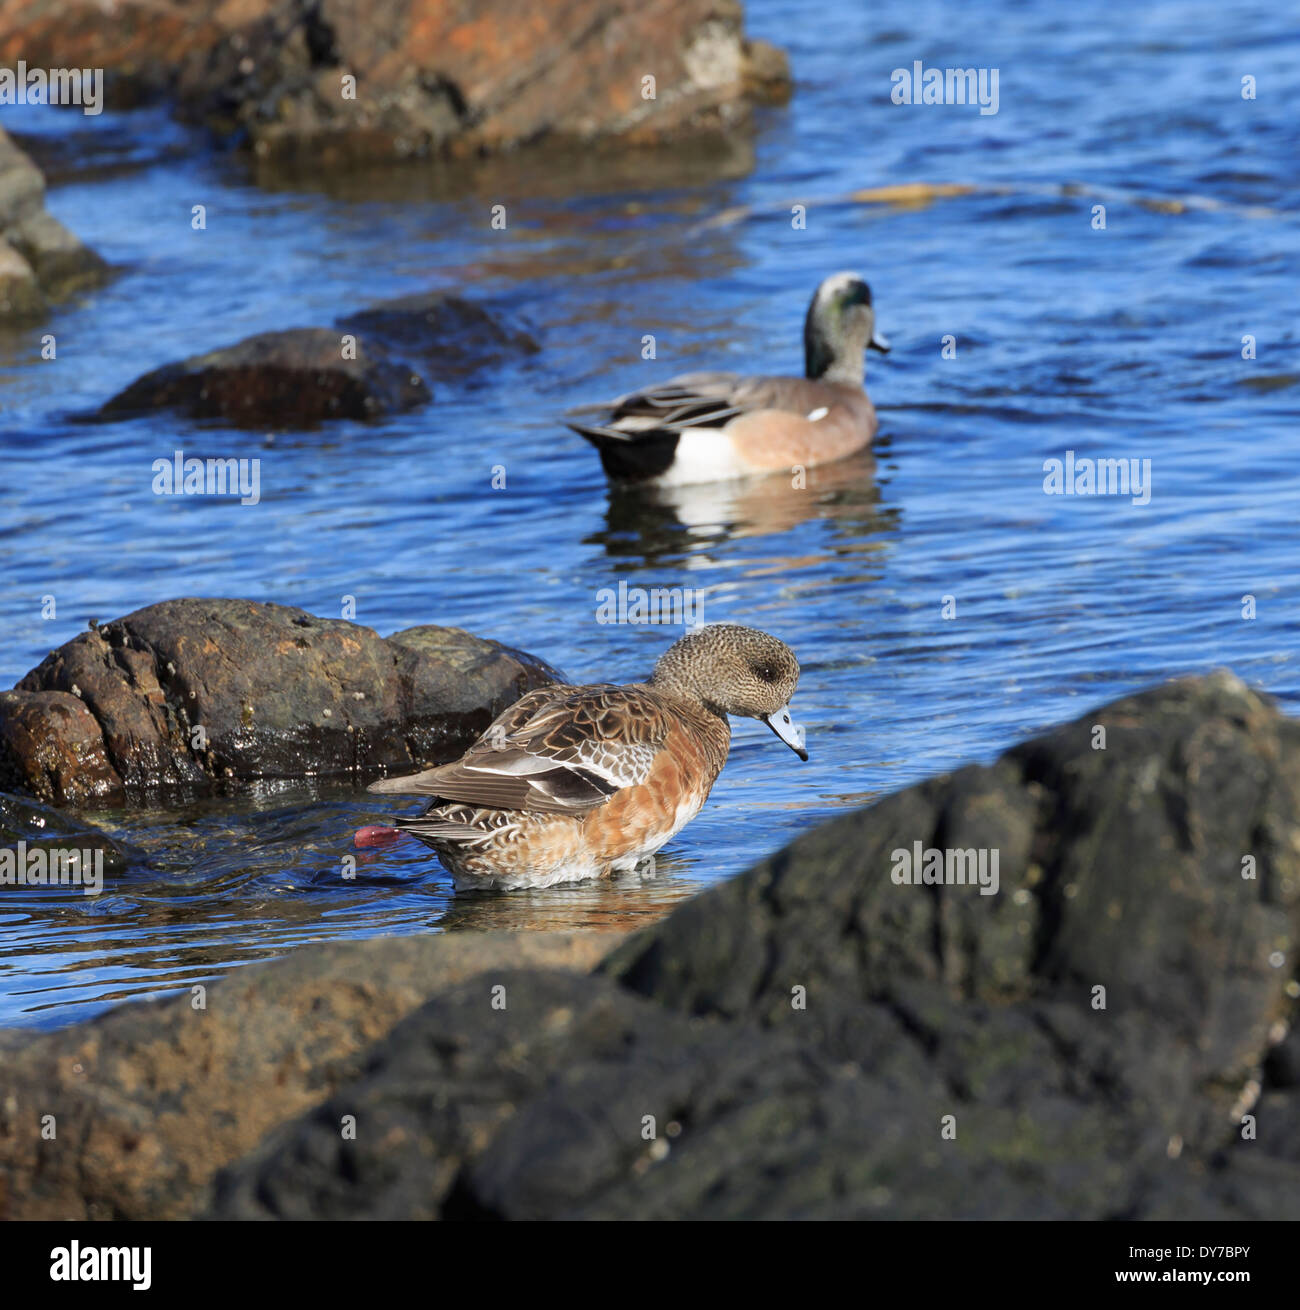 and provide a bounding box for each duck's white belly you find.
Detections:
[650,428,750,487]
[451,858,604,892]
[449,793,707,889]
